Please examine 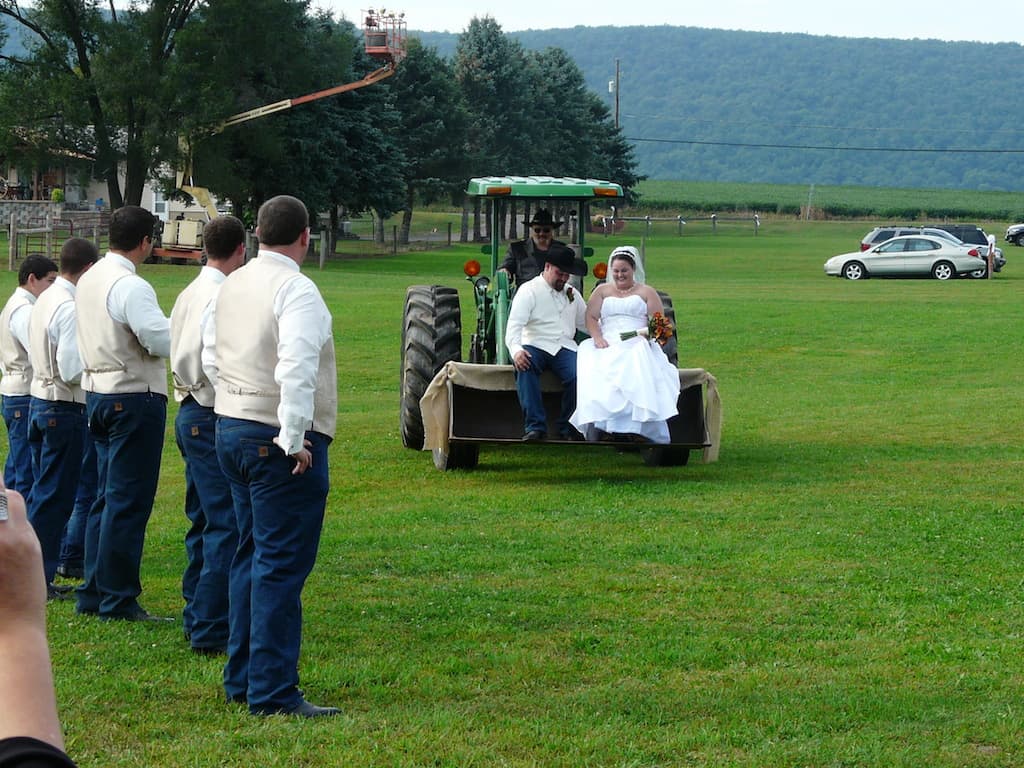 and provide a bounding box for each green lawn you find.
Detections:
[8,220,1024,766]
